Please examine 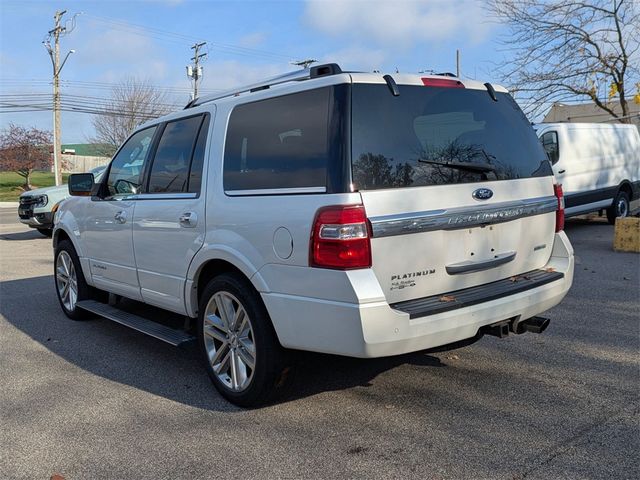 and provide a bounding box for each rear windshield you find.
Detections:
[351,84,552,190]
